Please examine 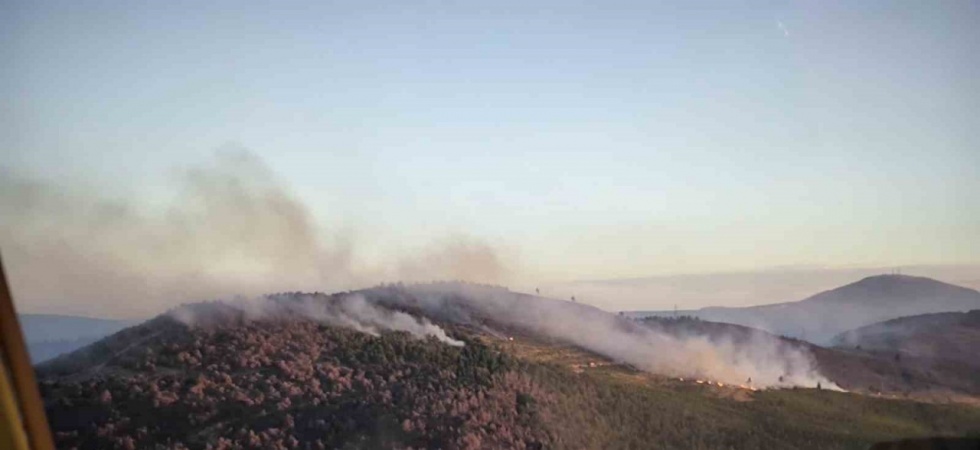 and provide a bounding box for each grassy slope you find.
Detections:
[497,335,980,450]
